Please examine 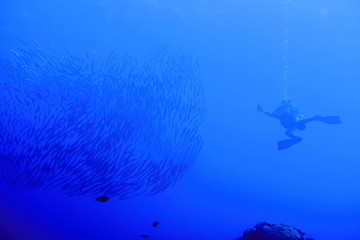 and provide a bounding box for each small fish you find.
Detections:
[140,235,150,238]
[152,221,159,227]
[95,195,109,202]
